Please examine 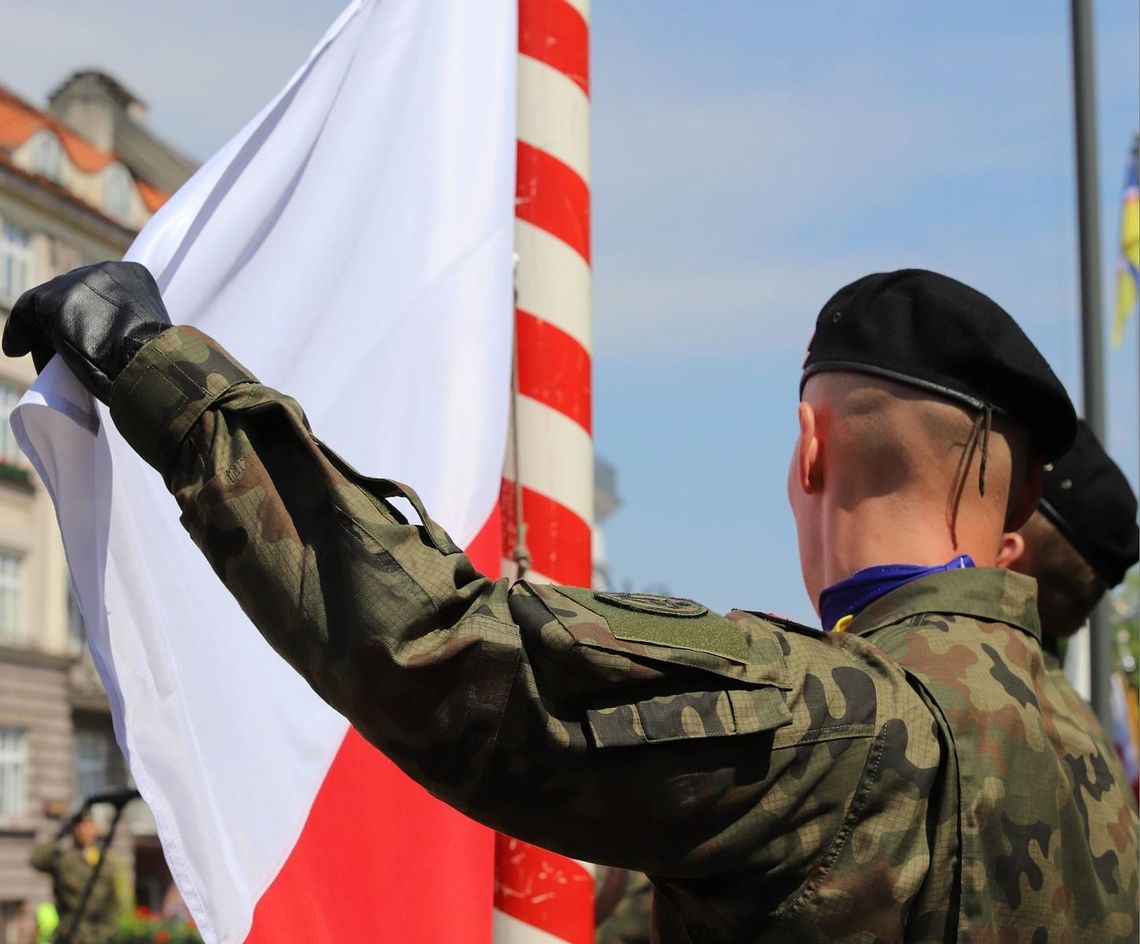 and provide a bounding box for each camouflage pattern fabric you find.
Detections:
[108,327,1140,943]
[595,866,653,944]
[844,580,1140,941]
[28,842,119,944]
[1041,649,1132,798]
